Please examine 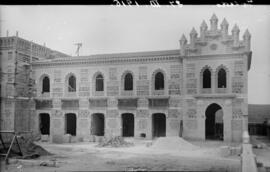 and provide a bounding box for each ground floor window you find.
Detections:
[65,113,76,136]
